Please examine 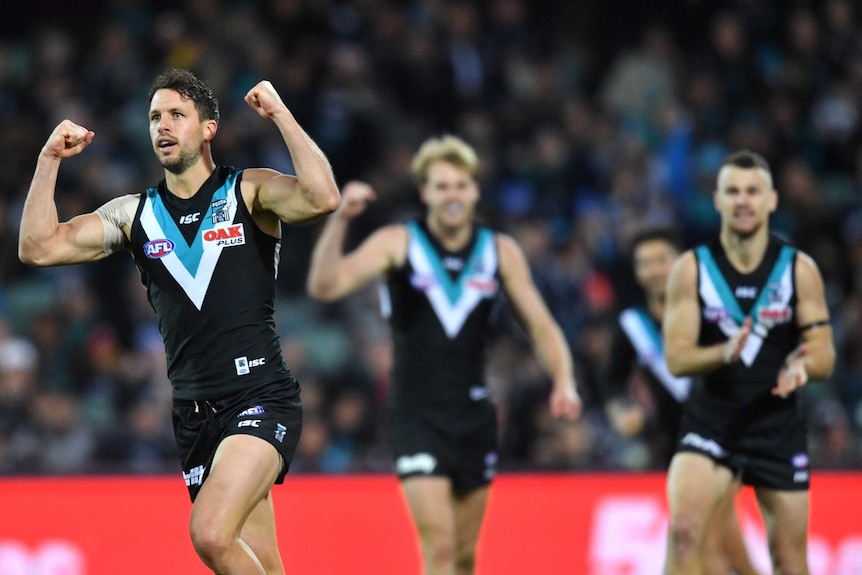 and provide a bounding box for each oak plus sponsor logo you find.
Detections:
[143,238,175,259]
[203,224,246,248]
[466,278,499,295]
[0,540,85,575]
[757,305,793,328]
